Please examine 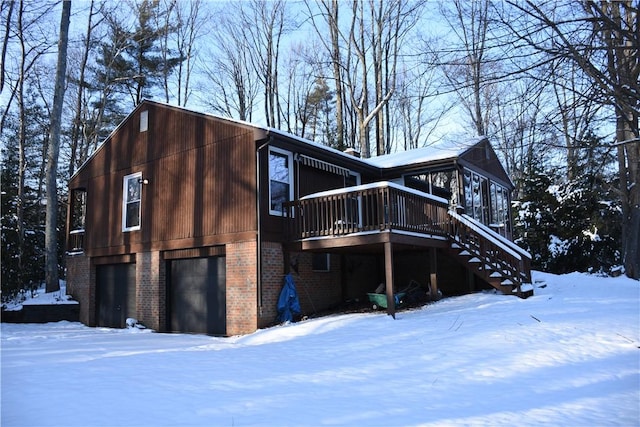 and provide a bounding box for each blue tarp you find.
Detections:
[277,274,301,323]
